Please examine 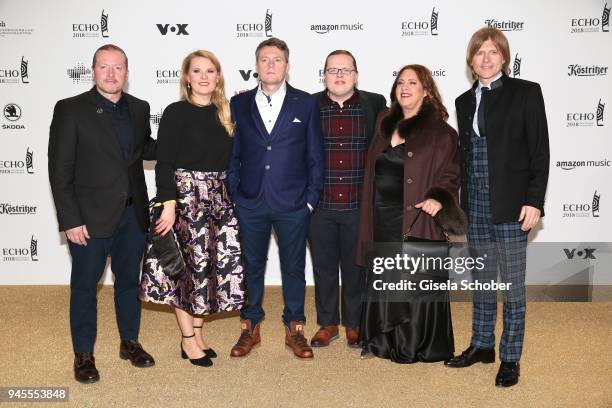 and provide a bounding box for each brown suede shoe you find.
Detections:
[345,327,360,348]
[230,320,260,357]
[285,321,314,359]
[310,325,339,347]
